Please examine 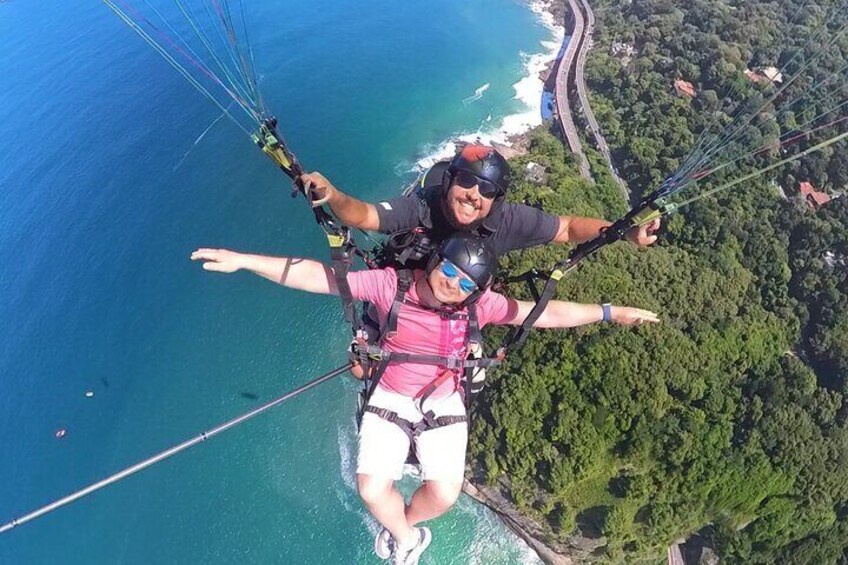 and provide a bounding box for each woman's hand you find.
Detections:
[611,306,660,326]
[190,248,244,273]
